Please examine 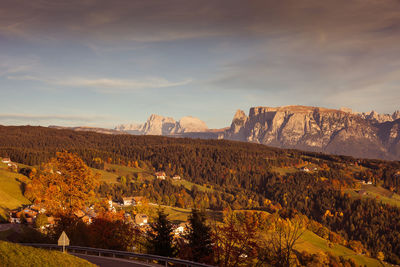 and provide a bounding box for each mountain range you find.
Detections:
[51,105,399,160]
[115,114,209,135]
[224,106,400,160]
